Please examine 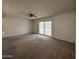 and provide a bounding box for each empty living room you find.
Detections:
[2,0,76,59]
